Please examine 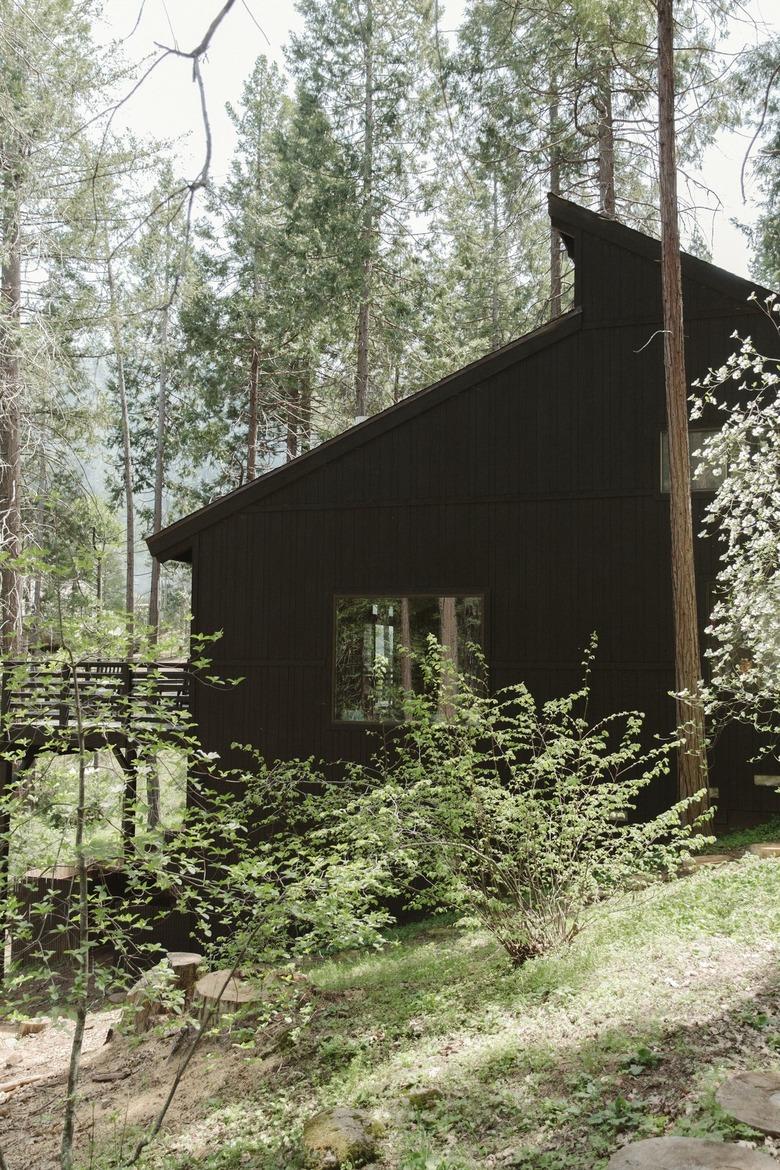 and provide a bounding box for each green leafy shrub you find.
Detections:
[326,639,710,966]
